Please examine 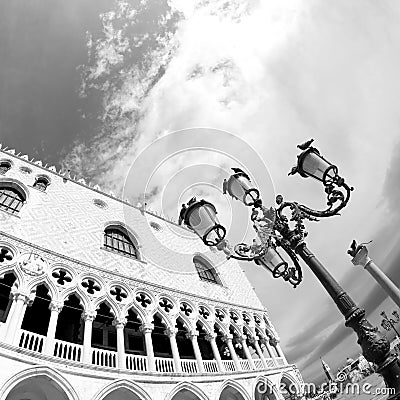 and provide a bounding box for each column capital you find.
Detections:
[186,330,199,340]
[11,292,33,305]
[222,334,233,343]
[164,327,178,337]
[205,332,217,342]
[247,336,257,344]
[140,323,154,334]
[237,334,248,343]
[82,311,97,322]
[112,317,127,328]
[49,301,63,313]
